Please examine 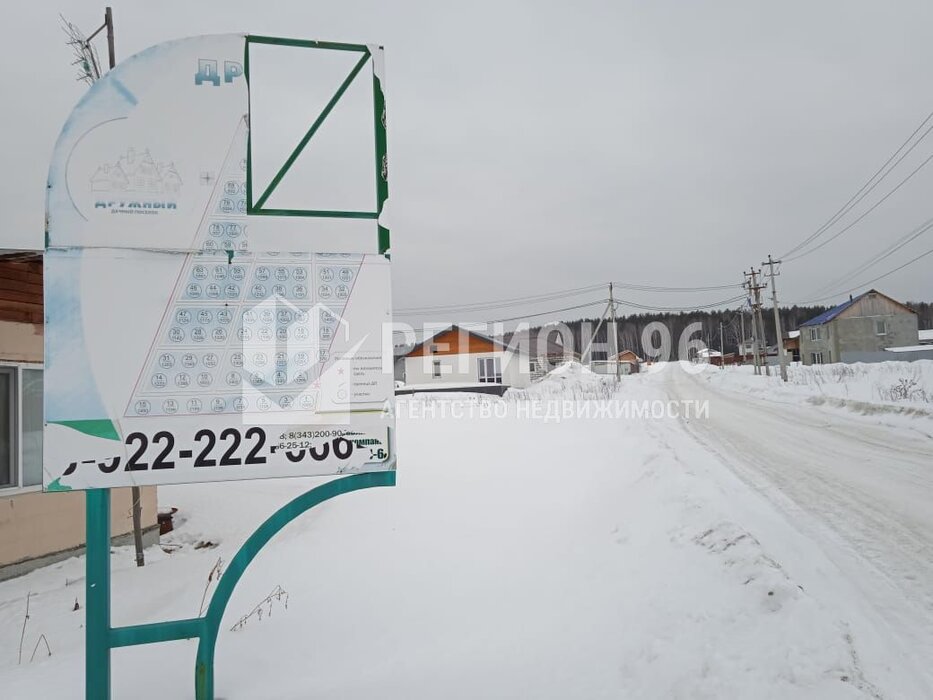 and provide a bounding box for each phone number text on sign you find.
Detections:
[59,426,390,484]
